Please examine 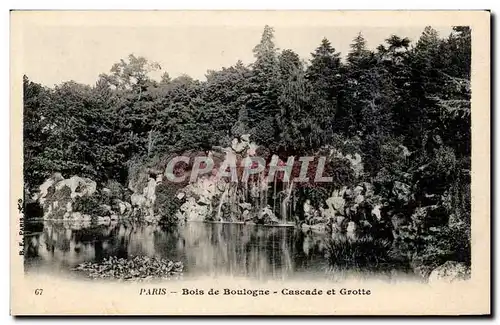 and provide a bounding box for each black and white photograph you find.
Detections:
[10,10,490,315]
